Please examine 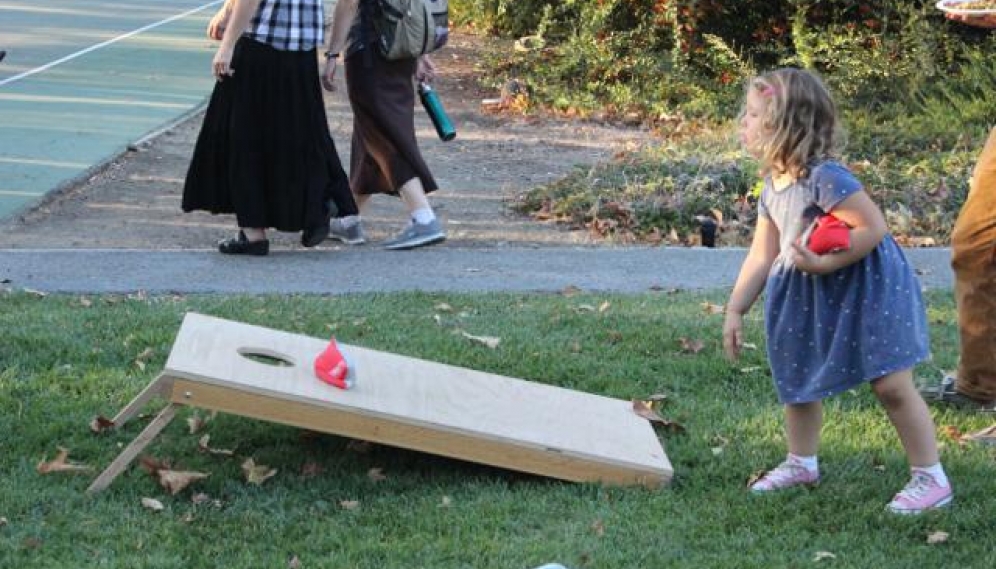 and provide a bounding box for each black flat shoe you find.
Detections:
[301,199,336,247]
[301,221,330,247]
[218,231,269,255]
